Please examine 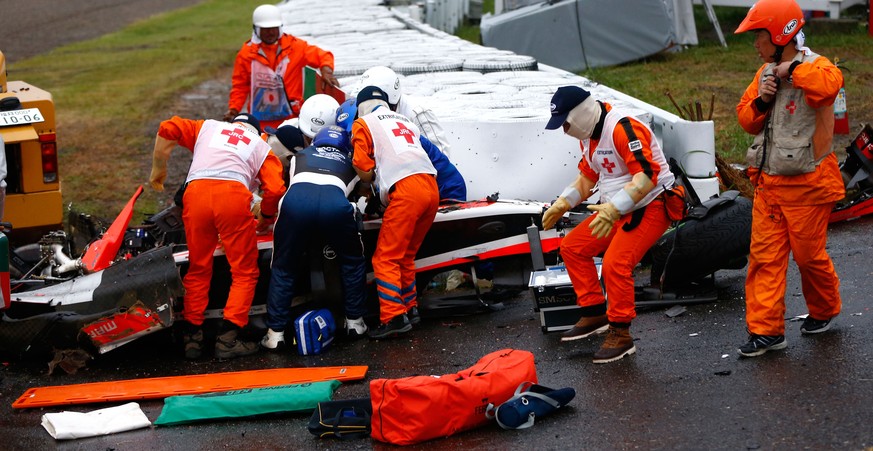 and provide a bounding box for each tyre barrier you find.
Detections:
[501,77,578,89]
[391,57,465,75]
[518,86,560,97]
[462,55,538,73]
[434,83,519,97]
[277,0,717,205]
[405,71,486,91]
[333,59,386,77]
[482,70,564,81]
